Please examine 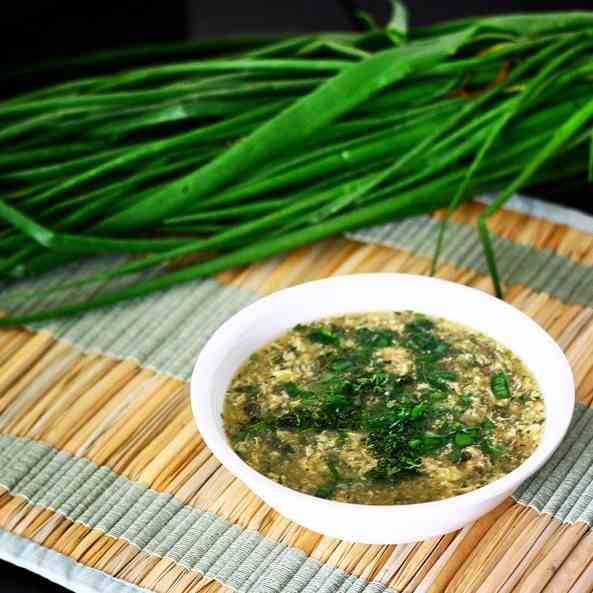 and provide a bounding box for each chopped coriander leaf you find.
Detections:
[430,391,448,401]
[270,352,284,365]
[282,381,300,397]
[481,418,495,431]
[411,402,426,419]
[448,447,463,462]
[458,393,472,408]
[422,433,446,450]
[430,404,449,417]
[355,327,395,349]
[306,325,342,345]
[235,420,271,440]
[417,363,457,391]
[454,429,481,447]
[237,384,259,396]
[336,430,348,447]
[403,317,448,356]
[482,438,505,460]
[315,482,338,499]
[326,393,349,408]
[327,458,342,482]
[436,370,458,381]
[491,371,512,399]
[330,358,354,371]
